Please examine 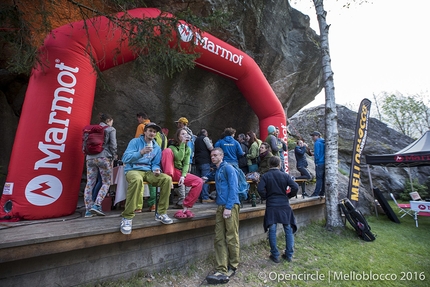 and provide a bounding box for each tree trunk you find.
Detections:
[312,0,343,228]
